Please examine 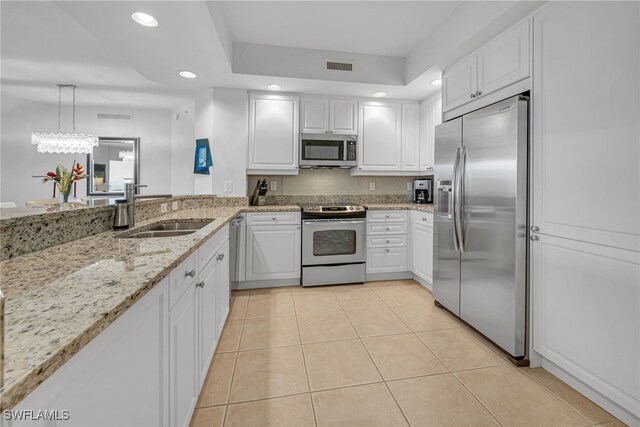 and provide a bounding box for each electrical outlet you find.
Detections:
[369,181,376,191]
[160,203,168,213]
[172,201,179,211]
[224,181,233,193]
[270,180,278,191]
[407,181,412,191]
